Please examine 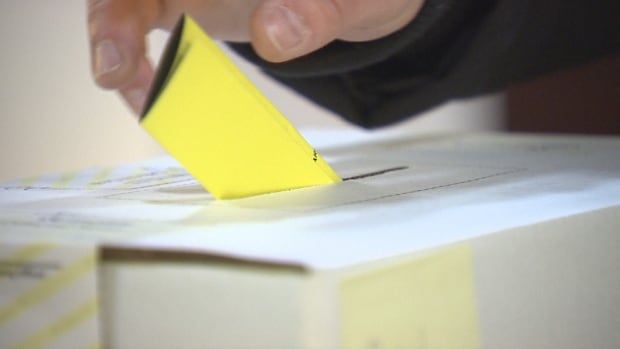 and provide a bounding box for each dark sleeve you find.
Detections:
[229,0,620,129]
